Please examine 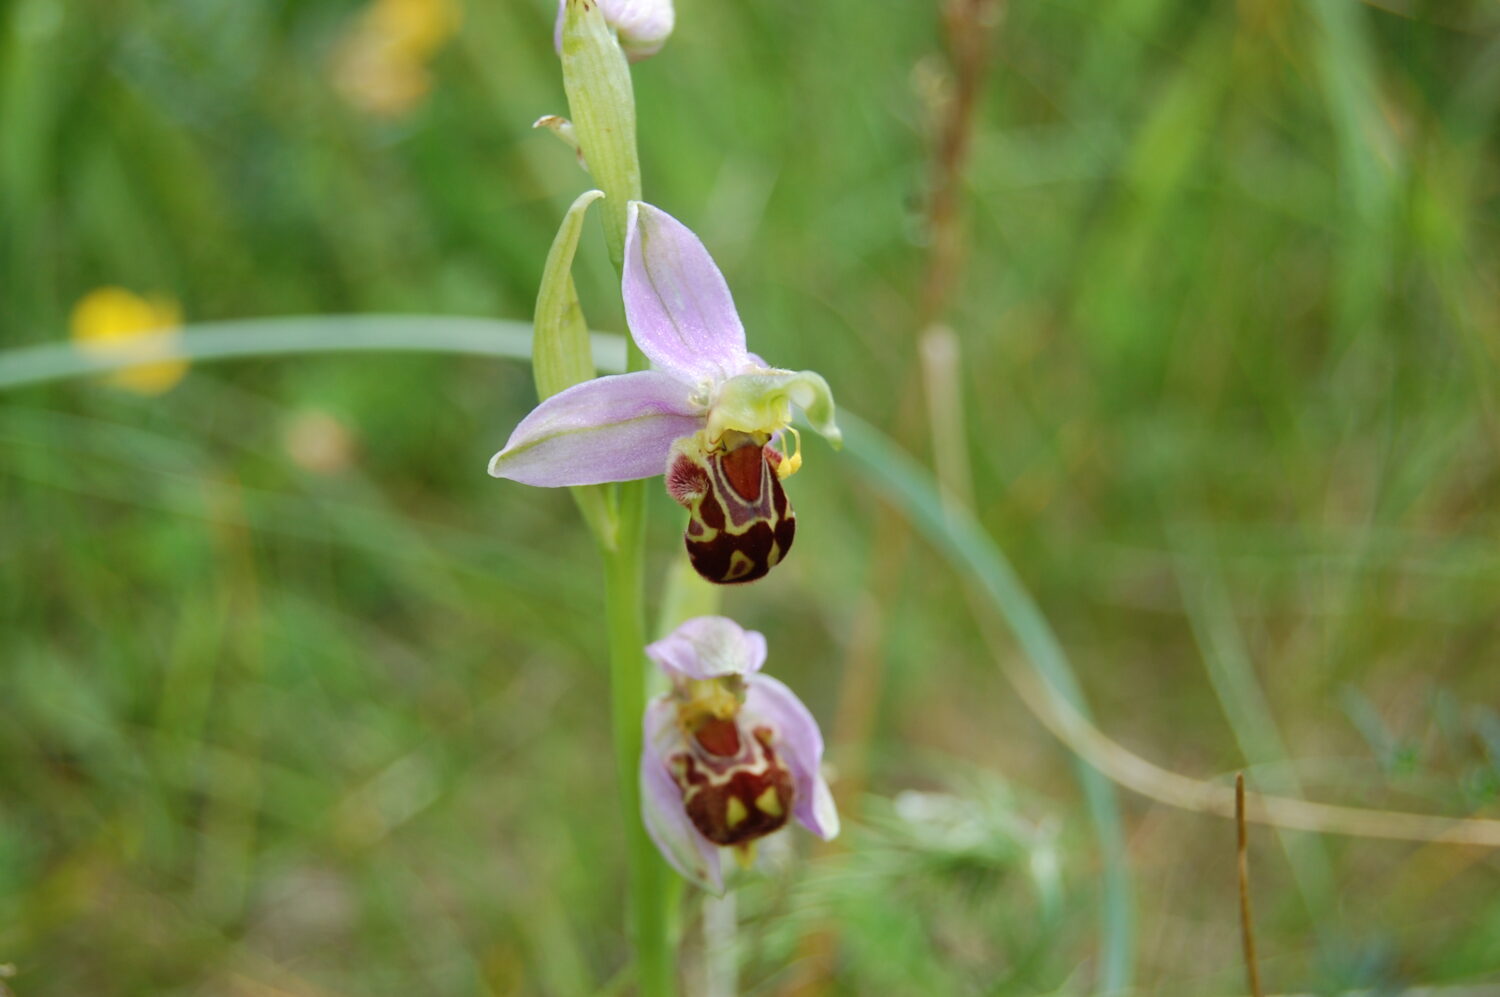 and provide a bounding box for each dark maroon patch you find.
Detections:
[767,447,790,515]
[774,514,796,562]
[696,480,726,531]
[686,520,778,584]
